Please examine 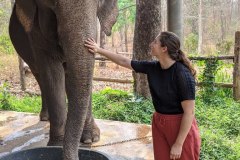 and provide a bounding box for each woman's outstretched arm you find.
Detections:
[84,38,133,70]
